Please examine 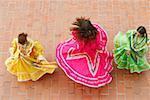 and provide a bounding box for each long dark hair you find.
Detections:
[70,17,98,41]
[18,33,28,45]
[137,26,148,43]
